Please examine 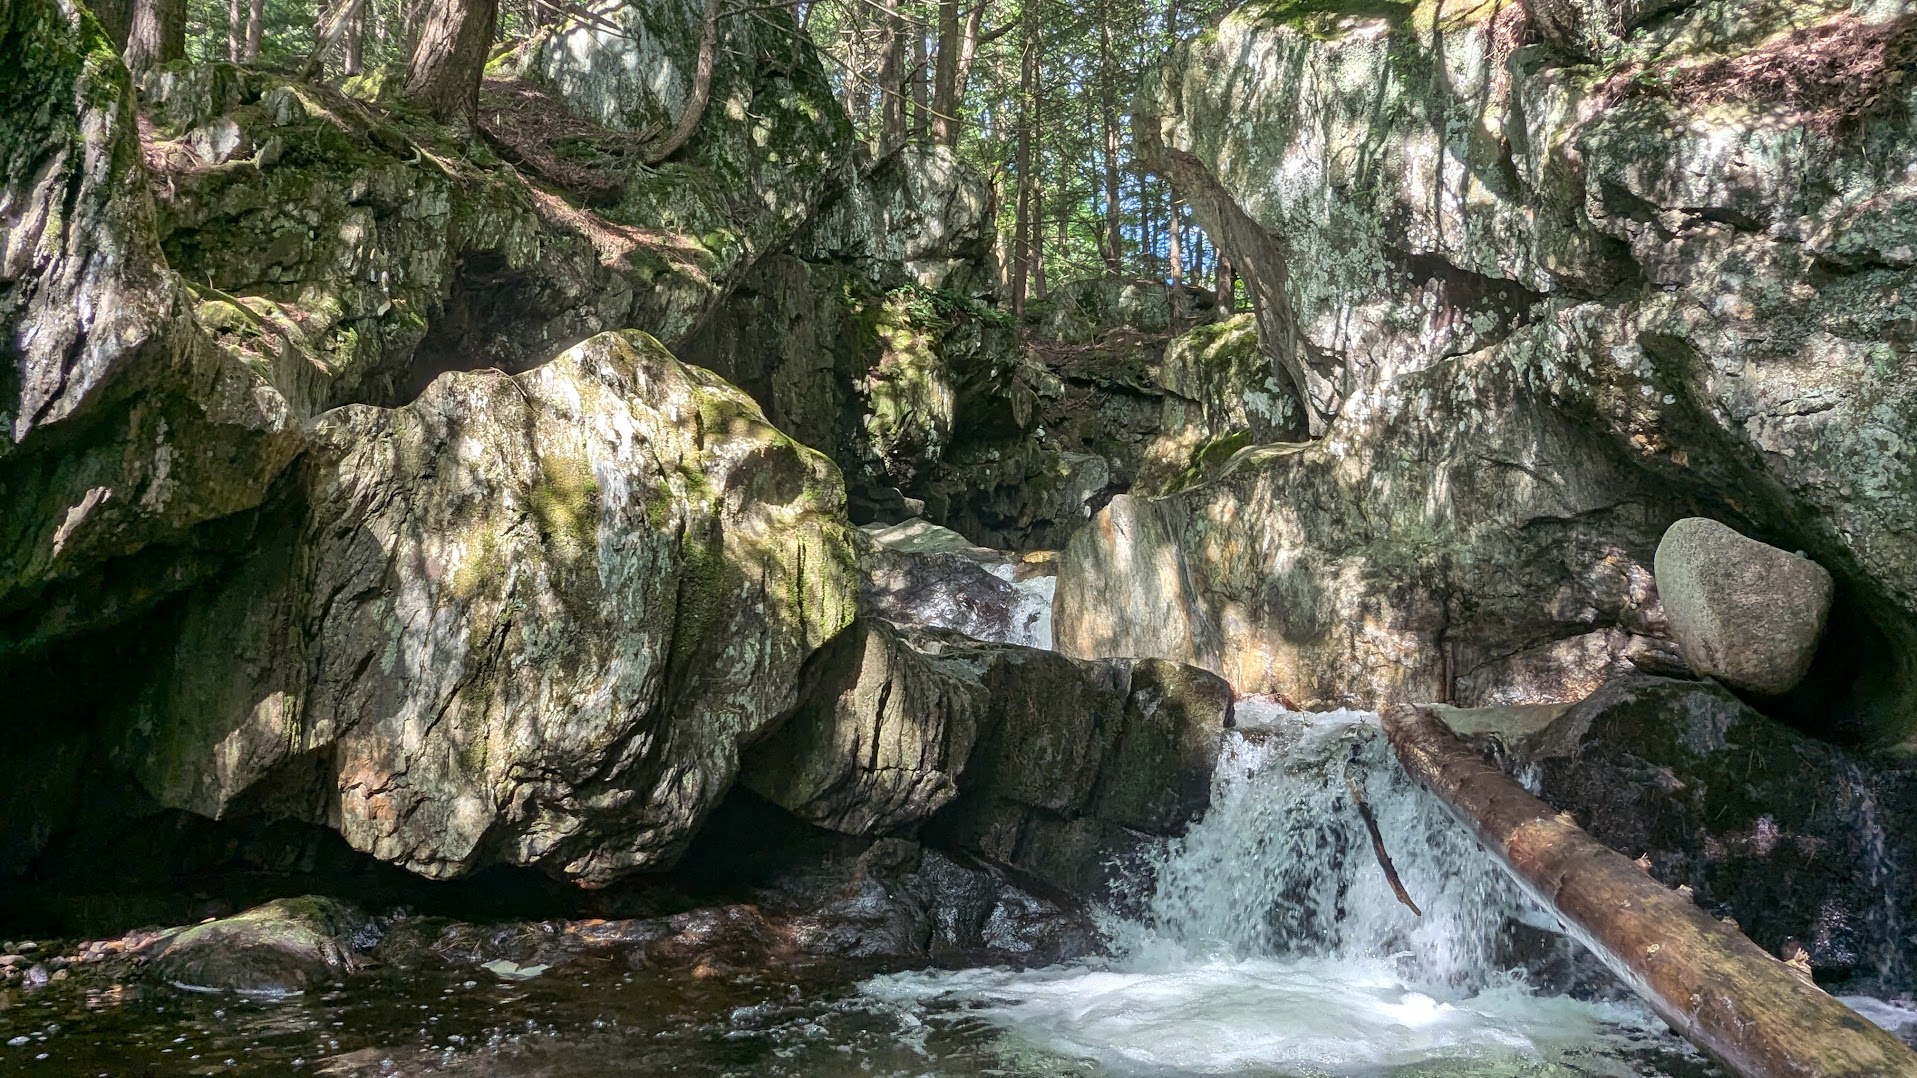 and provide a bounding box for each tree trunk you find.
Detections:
[227,0,241,60]
[123,0,185,75]
[877,0,906,153]
[1031,184,1048,300]
[344,1,364,74]
[1098,6,1123,274]
[401,0,499,131]
[1383,705,1917,1078]
[1164,0,1183,324]
[1215,253,1234,313]
[1009,12,1037,314]
[645,0,726,163]
[244,0,262,60]
[910,19,929,140]
[931,0,960,144]
[944,0,988,147]
[301,0,368,80]
[92,0,133,50]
